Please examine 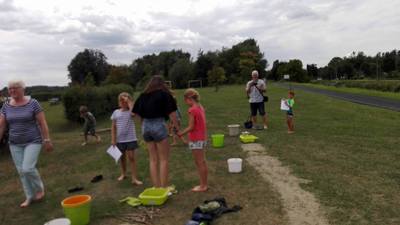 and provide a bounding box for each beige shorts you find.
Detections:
[188,141,207,150]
